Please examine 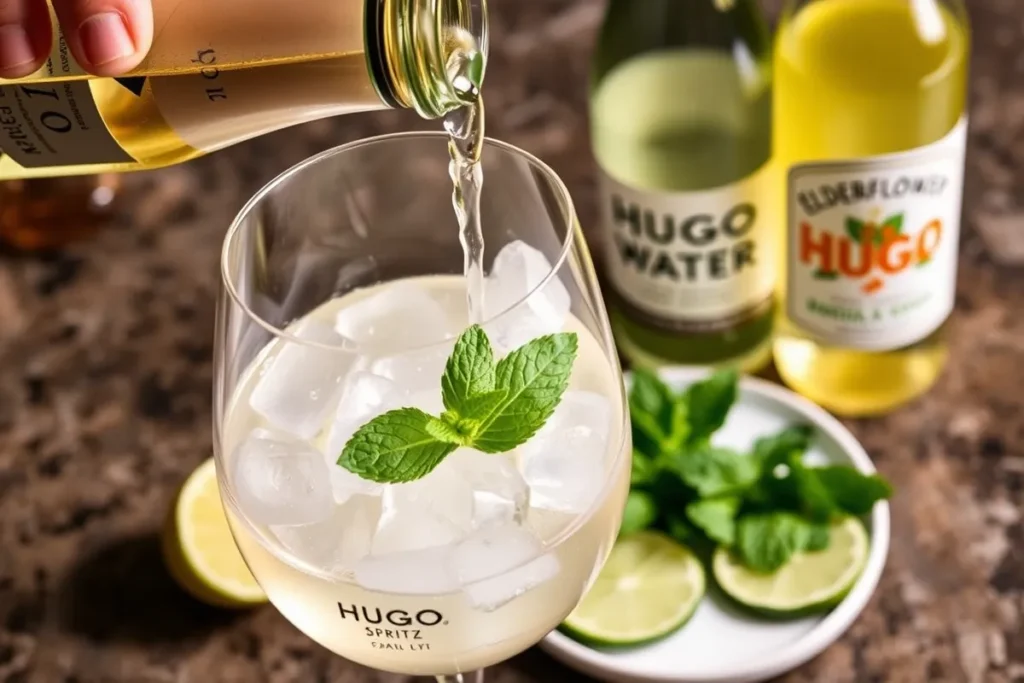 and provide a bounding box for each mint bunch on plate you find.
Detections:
[625,368,892,573]
[338,325,578,484]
